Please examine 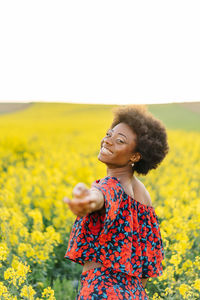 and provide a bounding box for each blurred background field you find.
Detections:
[0,102,199,299]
